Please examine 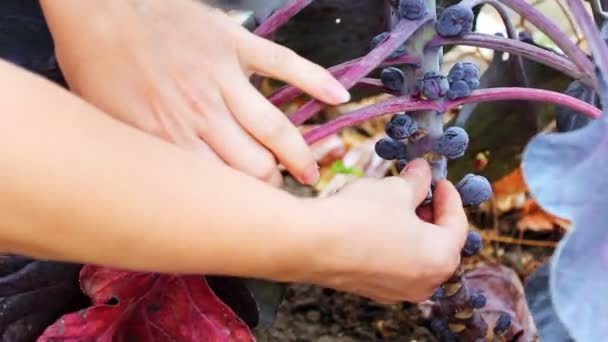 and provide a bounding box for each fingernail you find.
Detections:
[402,160,427,177]
[302,163,320,185]
[327,83,351,104]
